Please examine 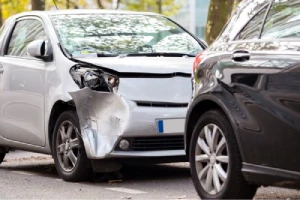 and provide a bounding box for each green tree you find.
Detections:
[124,0,182,16]
[46,0,87,9]
[94,0,121,9]
[95,0,182,16]
[2,0,29,20]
